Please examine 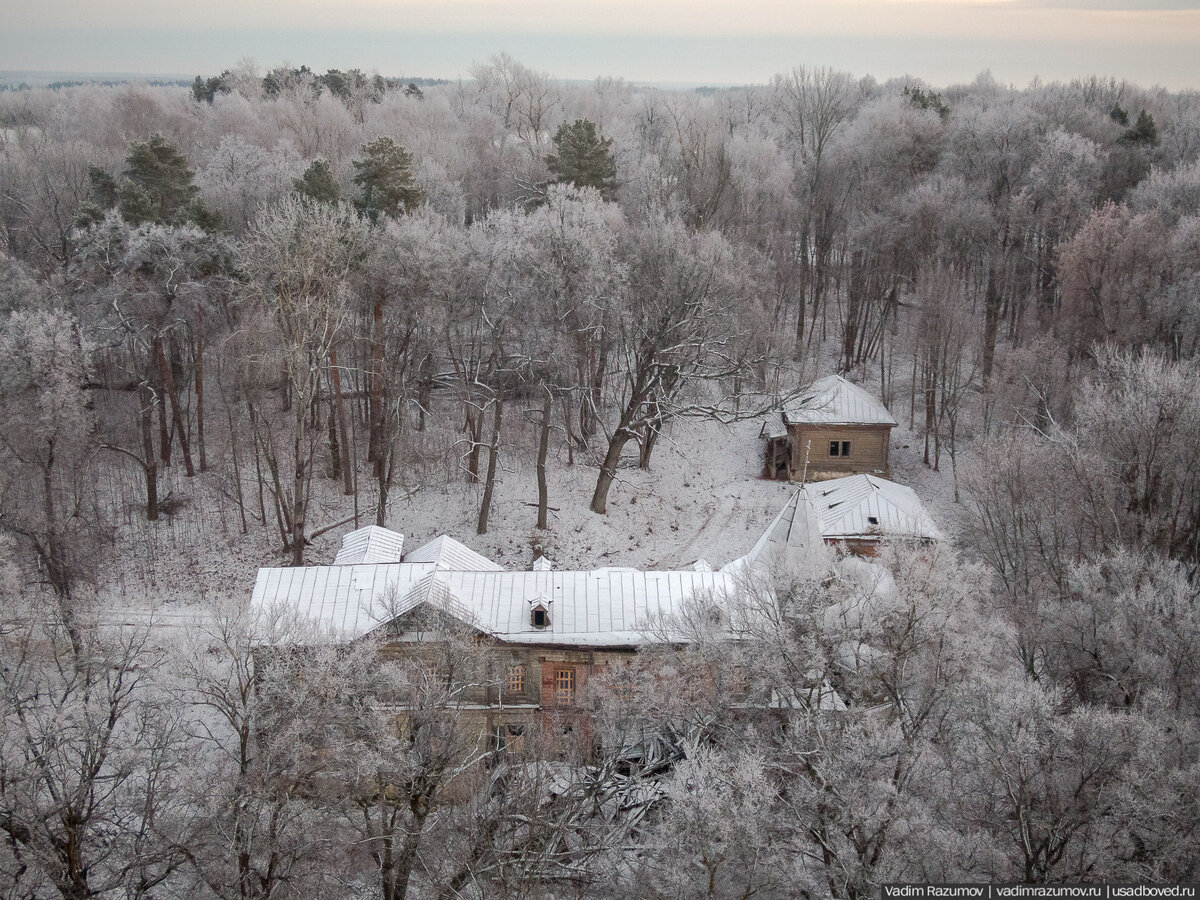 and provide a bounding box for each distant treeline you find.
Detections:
[0,79,193,91]
[192,66,451,104]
